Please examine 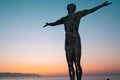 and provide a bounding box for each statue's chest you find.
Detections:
[64,15,76,27]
